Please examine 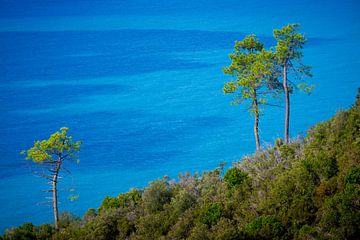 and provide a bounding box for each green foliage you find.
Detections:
[142,178,172,213]
[273,24,315,93]
[21,127,82,230]
[167,210,197,239]
[3,223,37,240]
[295,224,319,240]
[188,223,210,240]
[210,218,240,240]
[274,24,306,63]
[244,216,285,240]
[135,212,172,239]
[99,196,122,211]
[223,33,282,151]
[266,163,318,230]
[58,212,80,229]
[273,23,313,93]
[119,188,142,207]
[3,223,54,240]
[223,34,280,111]
[273,23,313,143]
[81,209,123,240]
[201,203,223,226]
[22,127,81,164]
[171,188,196,215]
[99,188,142,212]
[318,184,360,239]
[224,167,248,189]
[345,166,360,185]
[82,208,97,224]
